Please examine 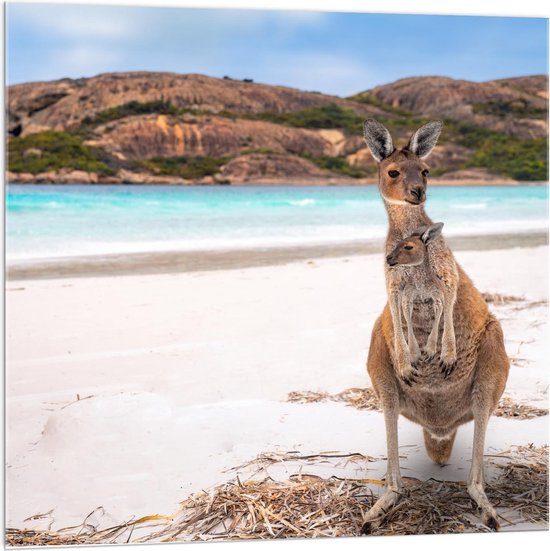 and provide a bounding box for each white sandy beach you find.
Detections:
[5,245,549,536]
